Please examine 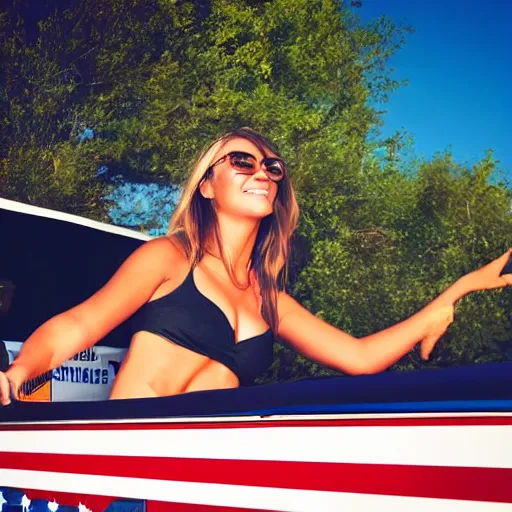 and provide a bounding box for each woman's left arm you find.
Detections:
[277,249,512,375]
